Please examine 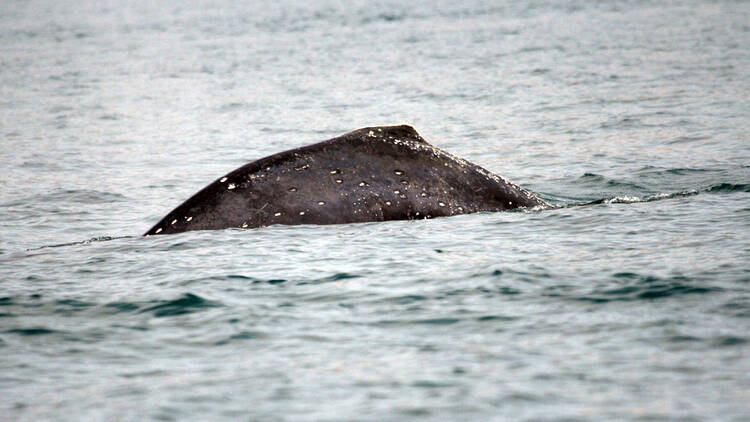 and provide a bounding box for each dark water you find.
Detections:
[2,0,749,420]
